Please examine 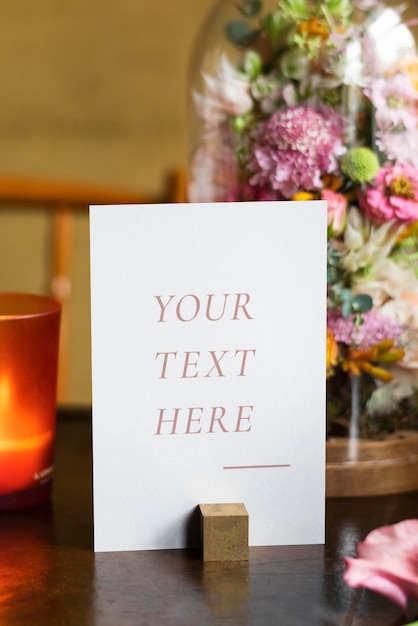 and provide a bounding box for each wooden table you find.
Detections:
[1,407,417,626]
